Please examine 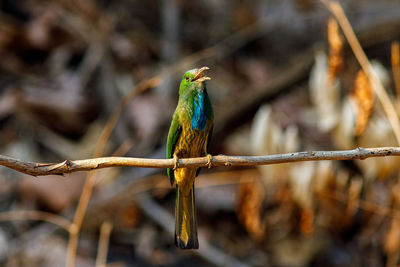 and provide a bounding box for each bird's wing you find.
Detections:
[206,125,213,153]
[196,124,214,177]
[167,112,182,185]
